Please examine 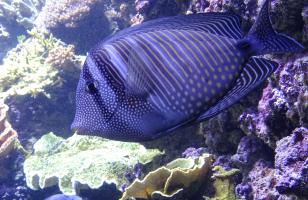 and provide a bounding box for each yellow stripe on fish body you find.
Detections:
[72,1,303,141]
